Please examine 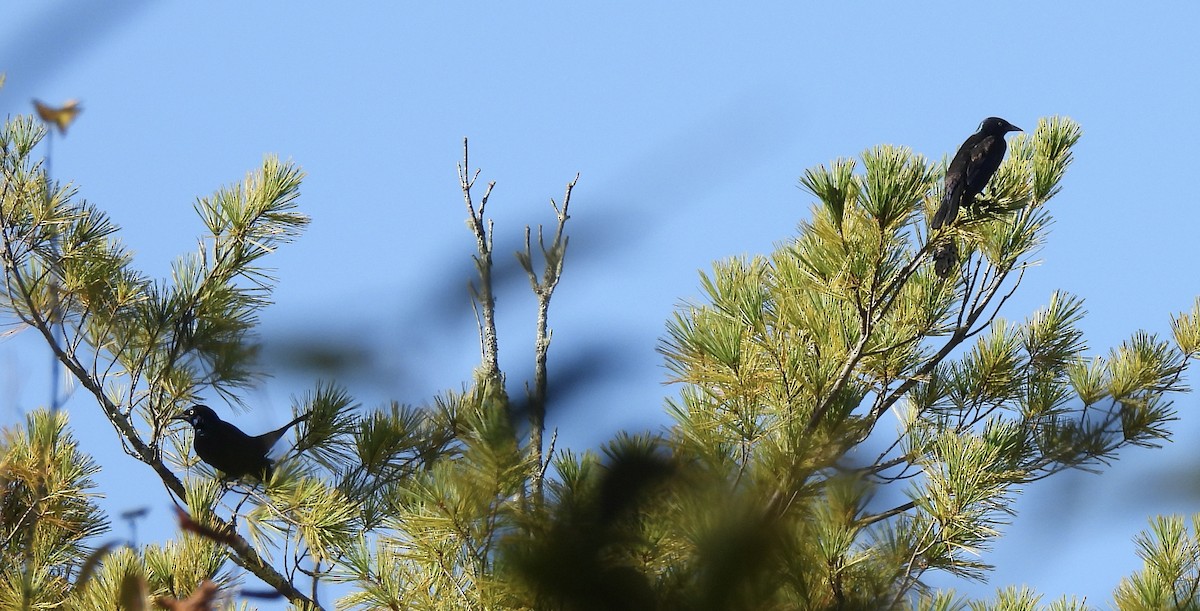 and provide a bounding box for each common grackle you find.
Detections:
[175,405,309,480]
[931,116,1022,231]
